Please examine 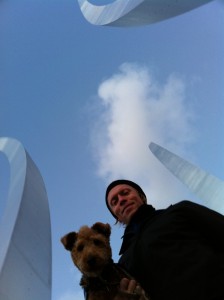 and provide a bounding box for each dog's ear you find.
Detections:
[61,232,77,251]
[91,222,111,238]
